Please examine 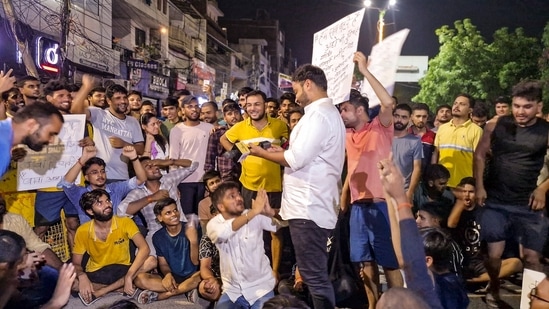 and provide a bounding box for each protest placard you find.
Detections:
[17,114,86,190]
[312,9,365,105]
